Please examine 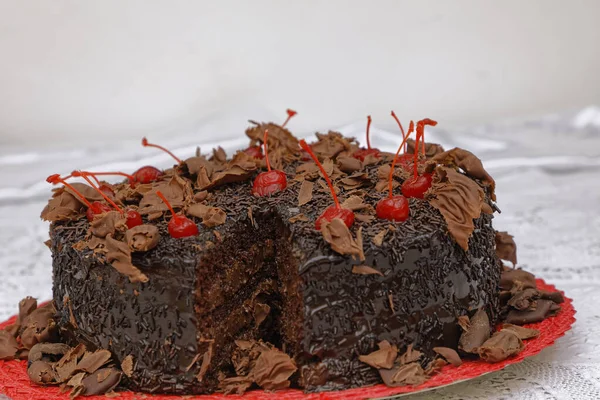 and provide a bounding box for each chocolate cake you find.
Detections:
[38,115,507,395]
